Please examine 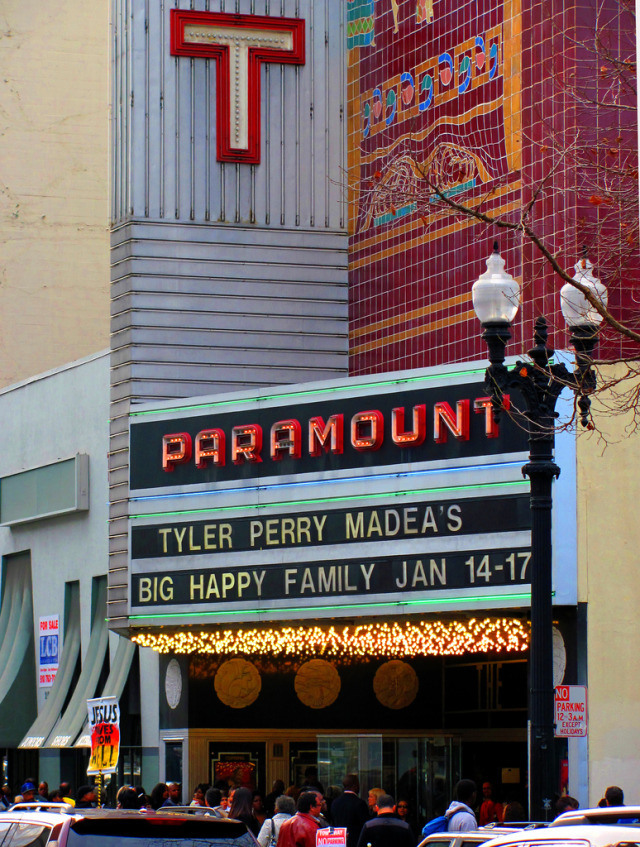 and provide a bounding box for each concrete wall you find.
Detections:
[576,366,640,805]
[0,2,110,388]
